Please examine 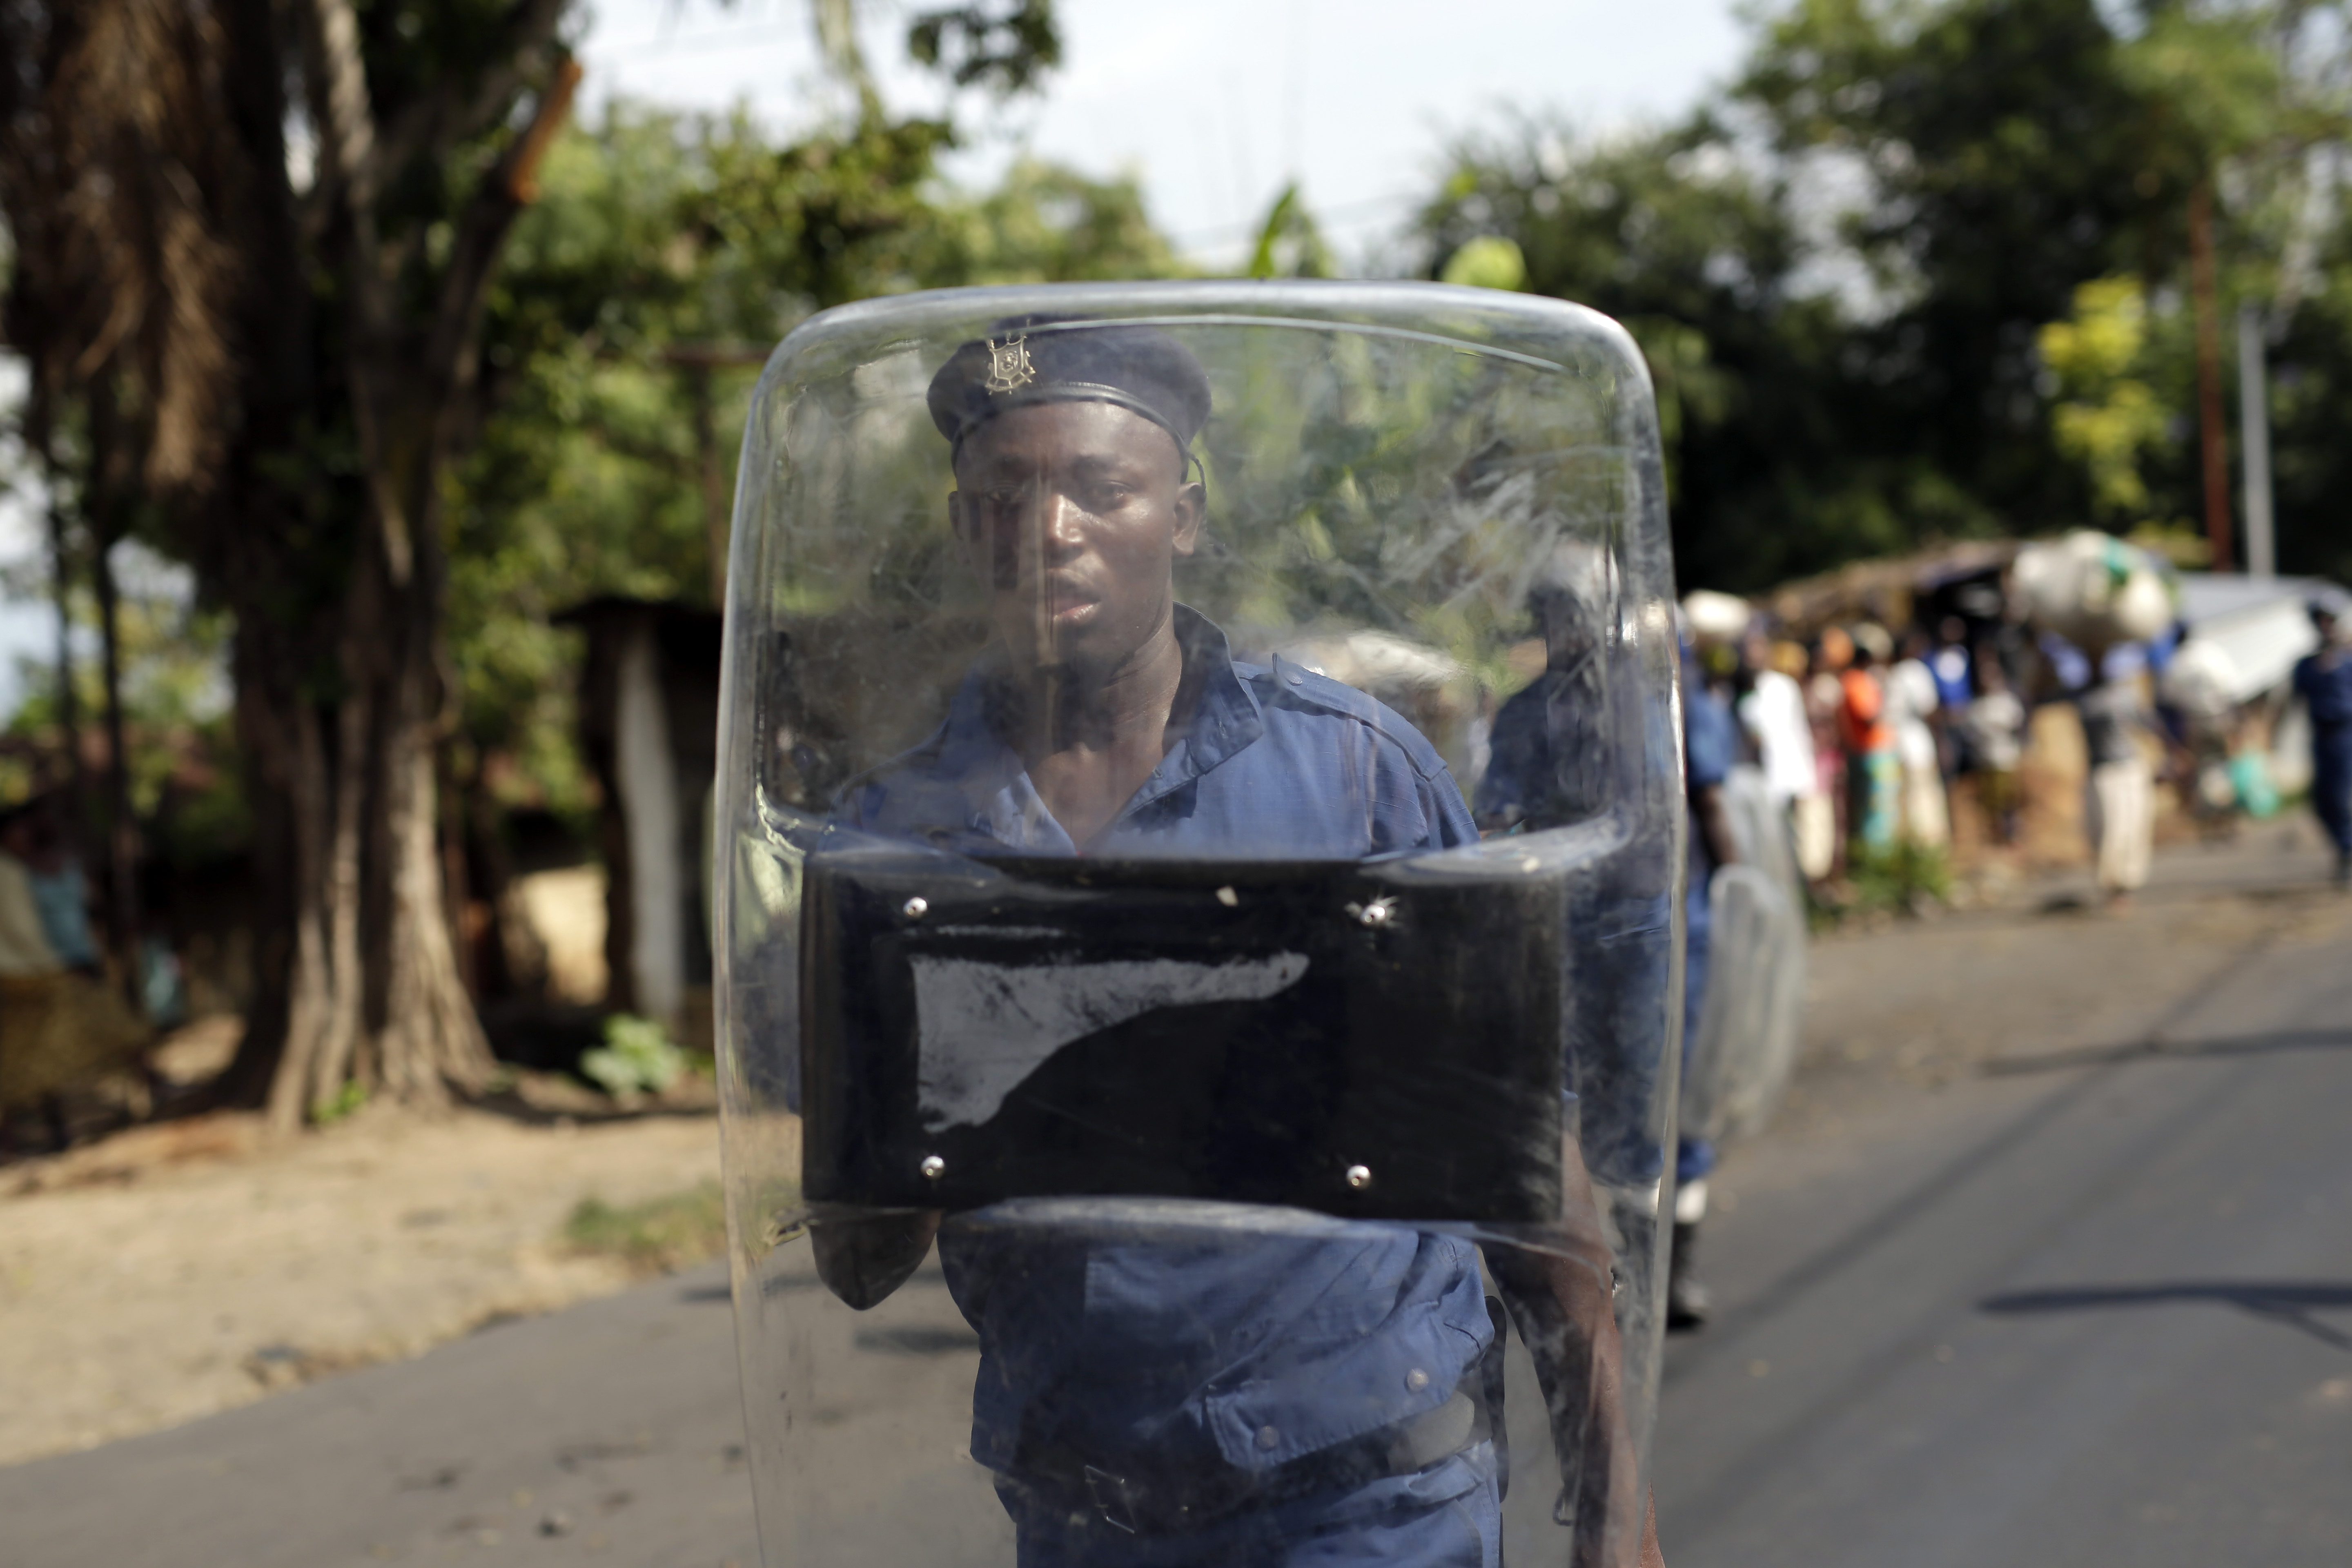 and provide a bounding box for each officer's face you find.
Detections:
[951,401,1203,676]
